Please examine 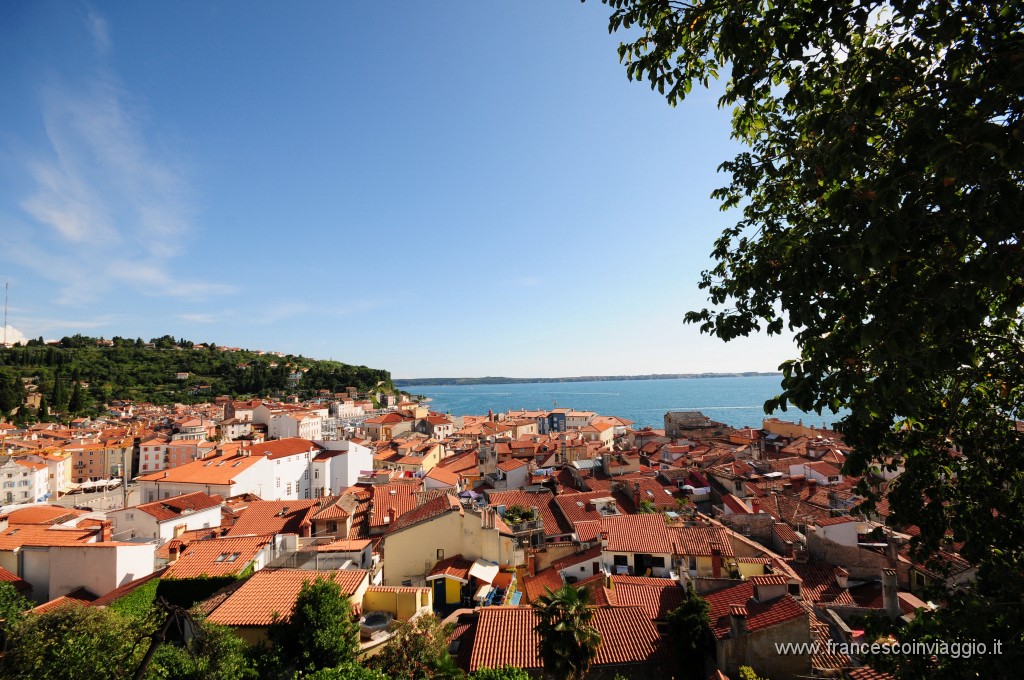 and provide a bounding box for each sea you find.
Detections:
[407,375,843,431]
